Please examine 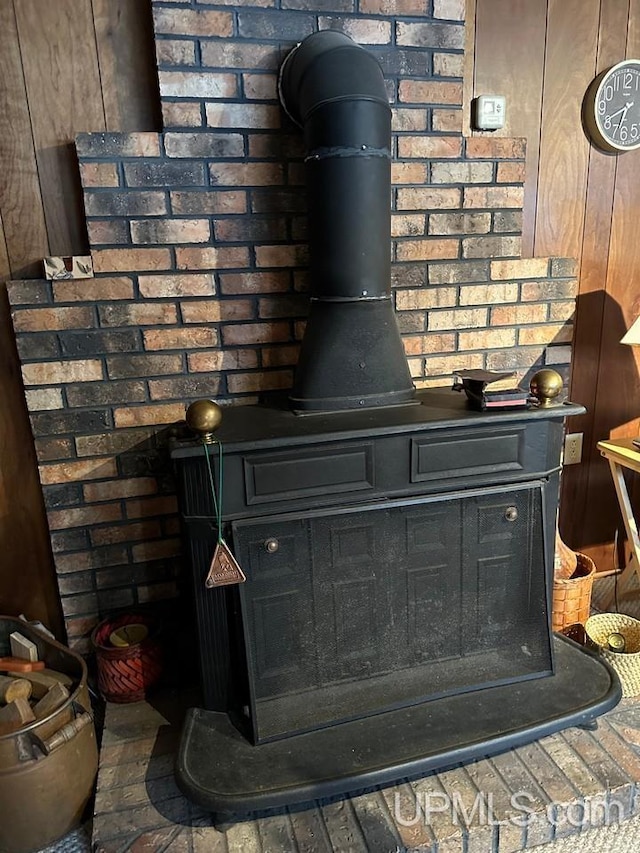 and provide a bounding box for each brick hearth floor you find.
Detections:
[92,576,640,852]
